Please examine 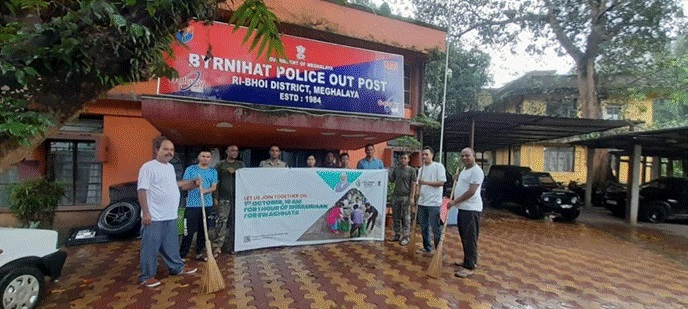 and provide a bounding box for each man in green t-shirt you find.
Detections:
[388,152,417,246]
[213,145,245,255]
